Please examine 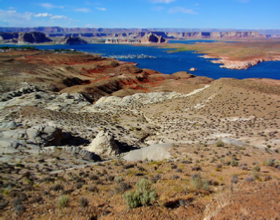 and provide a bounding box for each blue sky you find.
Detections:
[0,0,279,29]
